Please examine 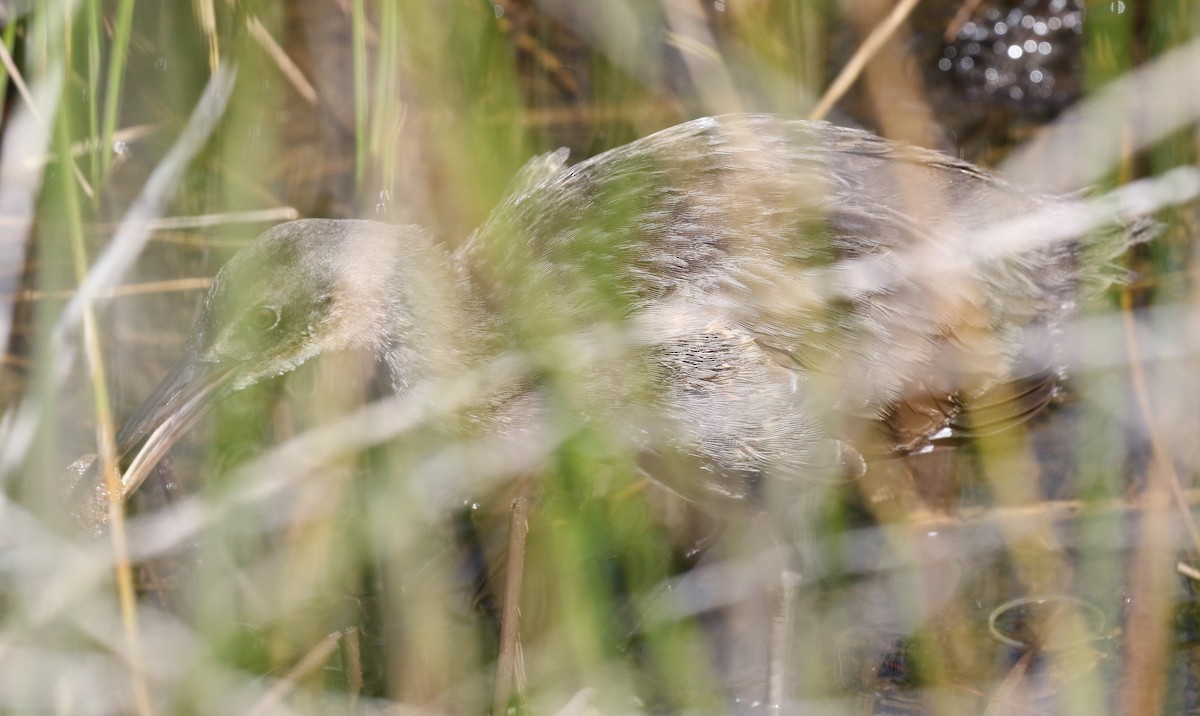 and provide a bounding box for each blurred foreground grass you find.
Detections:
[0,1,1199,714]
